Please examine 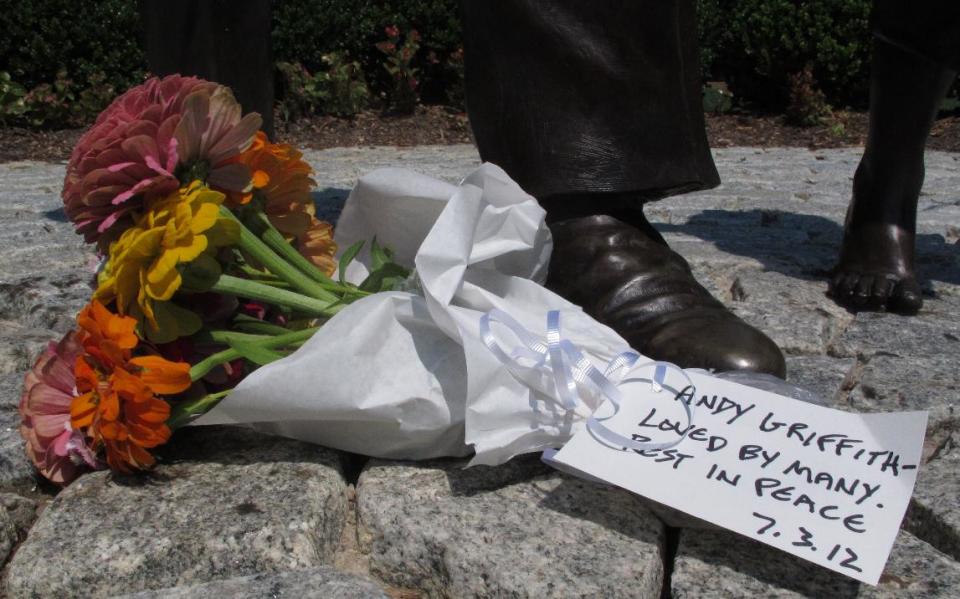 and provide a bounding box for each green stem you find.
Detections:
[189,326,319,381]
[212,274,338,317]
[231,314,292,336]
[248,210,331,284]
[220,206,338,302]
[167,389,231,430]
[236,263,285,282]
[246,211,372,299]
[248,211,370,297]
